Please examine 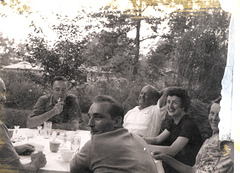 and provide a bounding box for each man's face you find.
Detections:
[52,80,68,102]
[0,79,6,105]
[88,102,116,135]
[208,103,220,133]
[138,86,155,109]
